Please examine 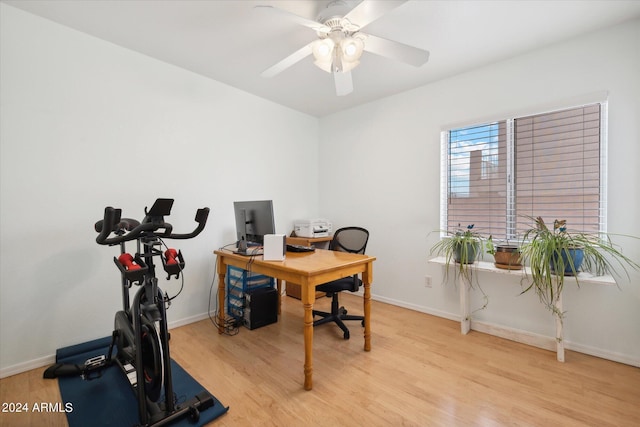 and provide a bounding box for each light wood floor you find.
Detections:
[1,293,639,426]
